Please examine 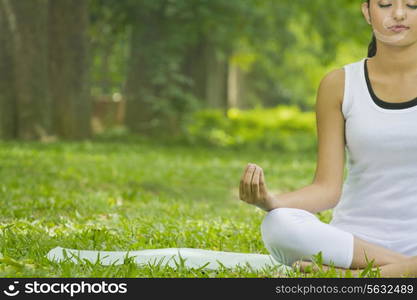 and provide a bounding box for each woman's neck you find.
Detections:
[370,41,417,78]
